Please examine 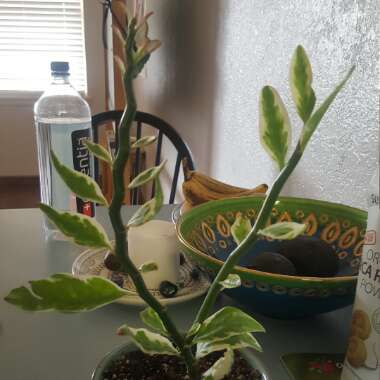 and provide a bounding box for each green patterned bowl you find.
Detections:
[176,196,367,319]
